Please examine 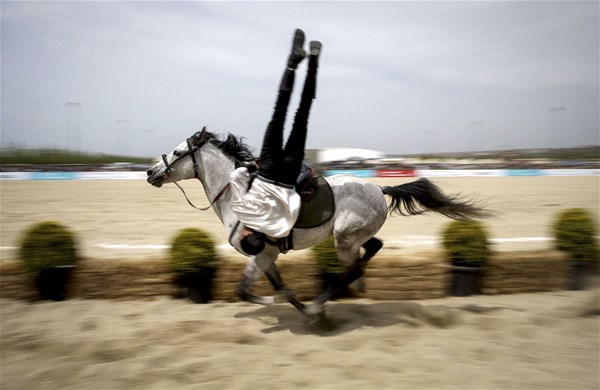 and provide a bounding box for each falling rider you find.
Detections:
[229,28,322,256]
